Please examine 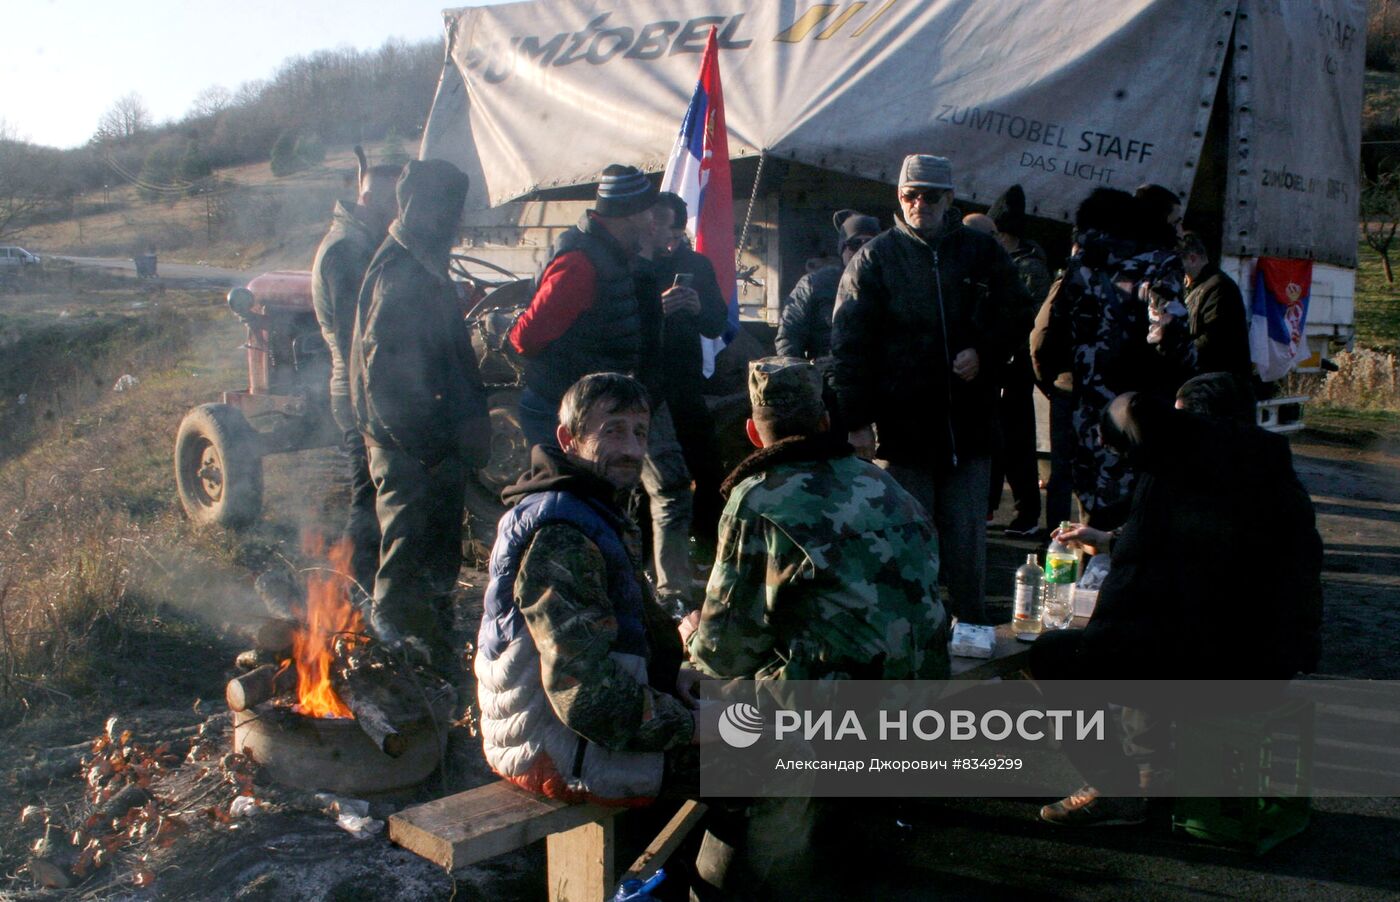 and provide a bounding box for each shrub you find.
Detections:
[269,131,303,177]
